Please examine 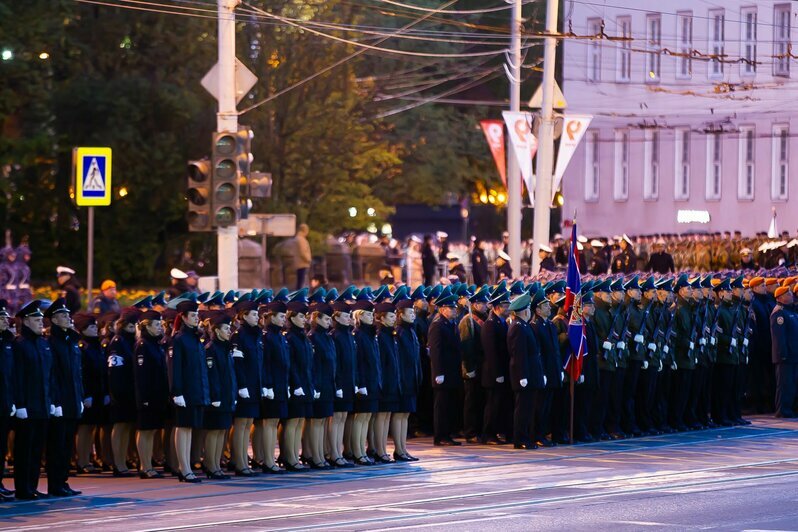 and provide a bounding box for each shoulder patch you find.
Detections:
[206,356,214,369]
[137,354,144,366]
[777,316,785,325]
